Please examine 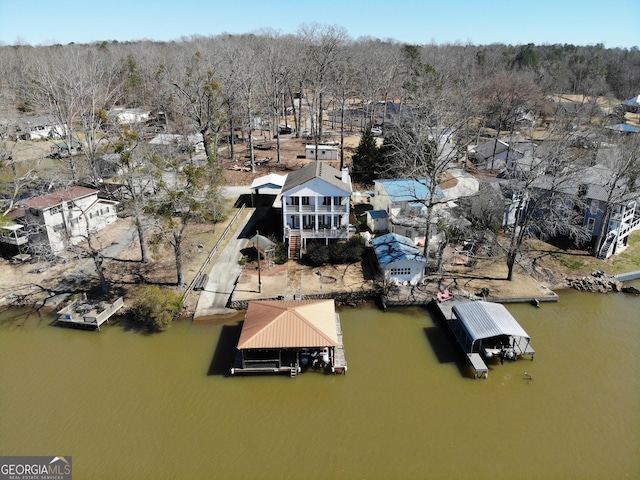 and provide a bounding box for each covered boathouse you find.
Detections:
[449,301,534,378]
[231,299,347,377]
